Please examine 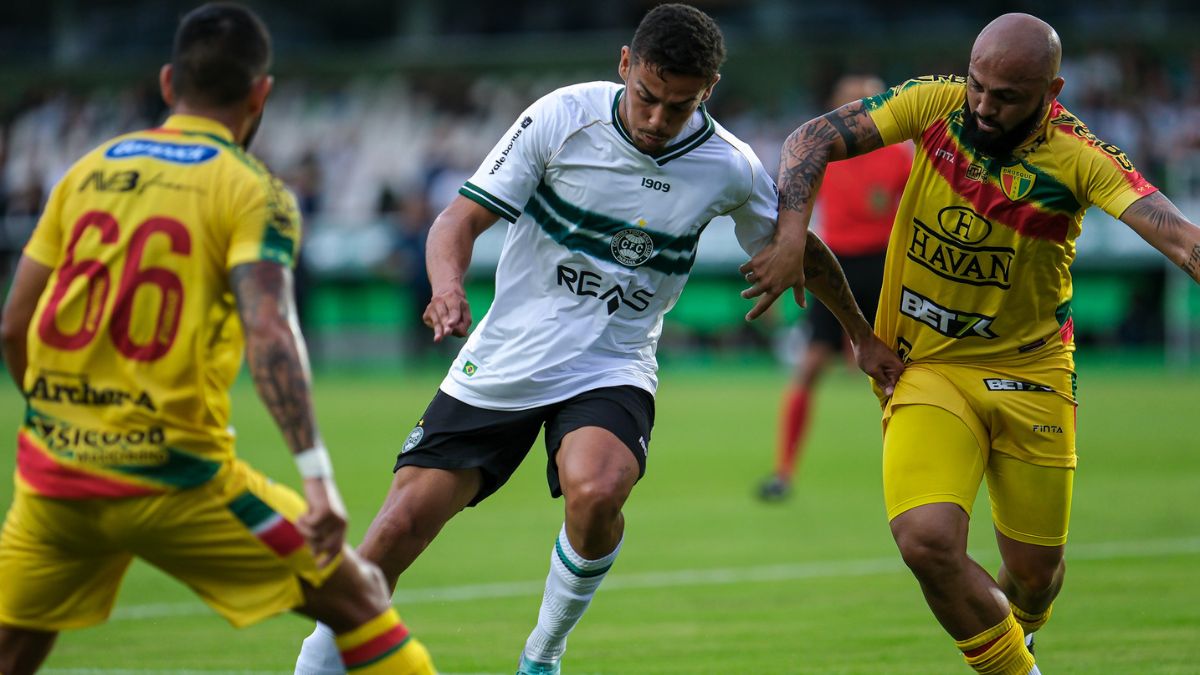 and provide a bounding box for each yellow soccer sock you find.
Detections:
[1011,602,1053,634]
[335,608,436,674]
[954,611,1035,675]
